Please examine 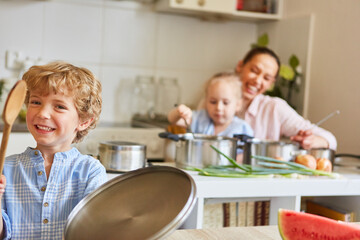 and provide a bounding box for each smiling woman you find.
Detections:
[235,47,337,151]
